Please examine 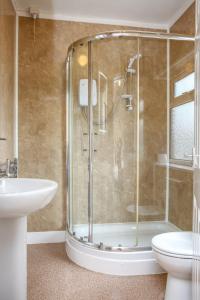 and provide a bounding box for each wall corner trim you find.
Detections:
[27,231,66,244]
[11,0,17,11]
